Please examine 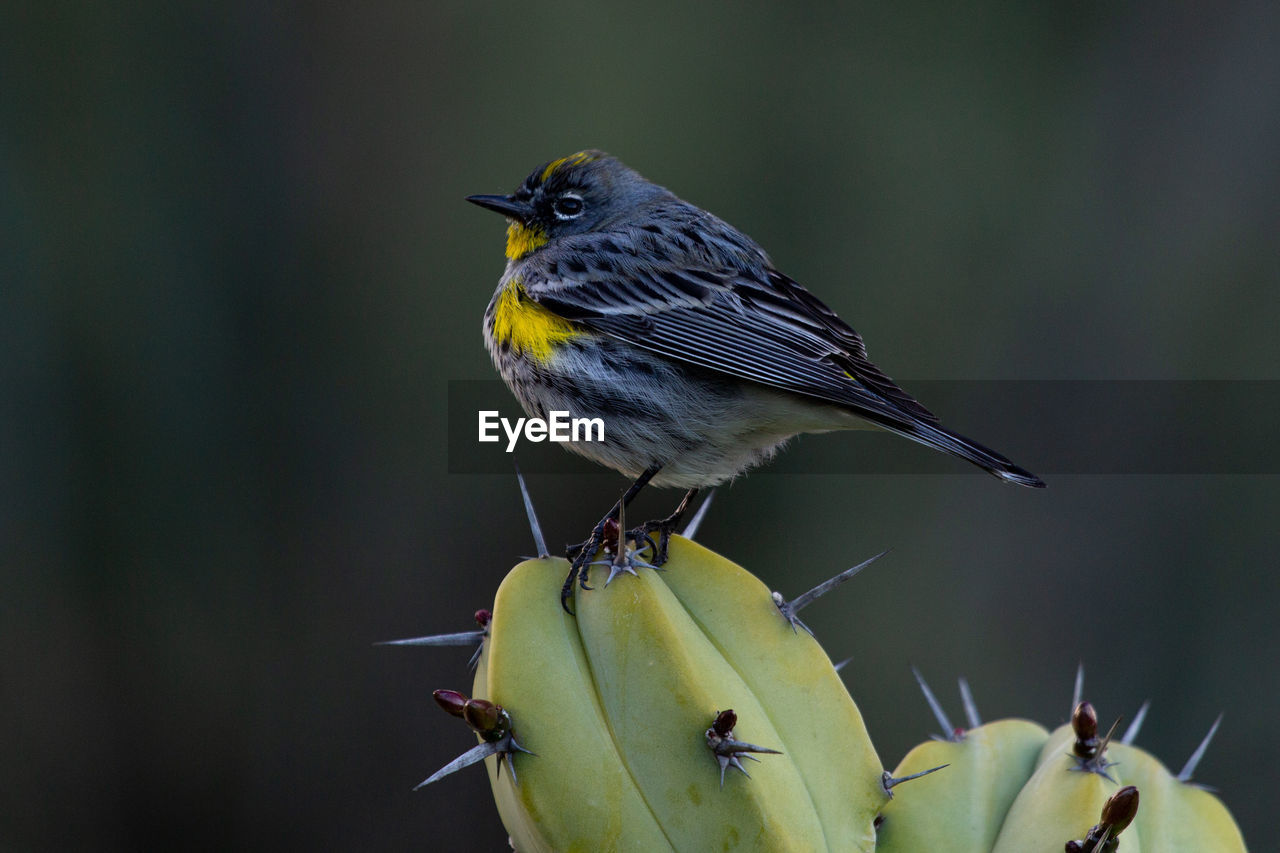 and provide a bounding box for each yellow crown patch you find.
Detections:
[541,151,598,183]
